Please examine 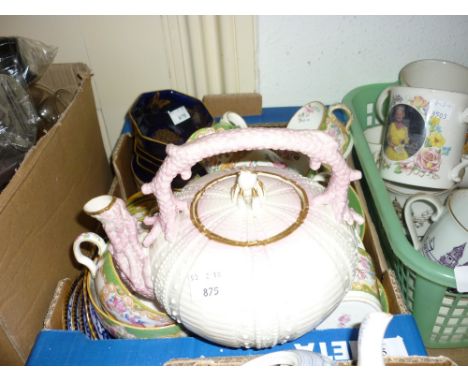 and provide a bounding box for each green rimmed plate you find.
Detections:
[126,192,158,221]
[377,279,390,313]
[348,186,365,240]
